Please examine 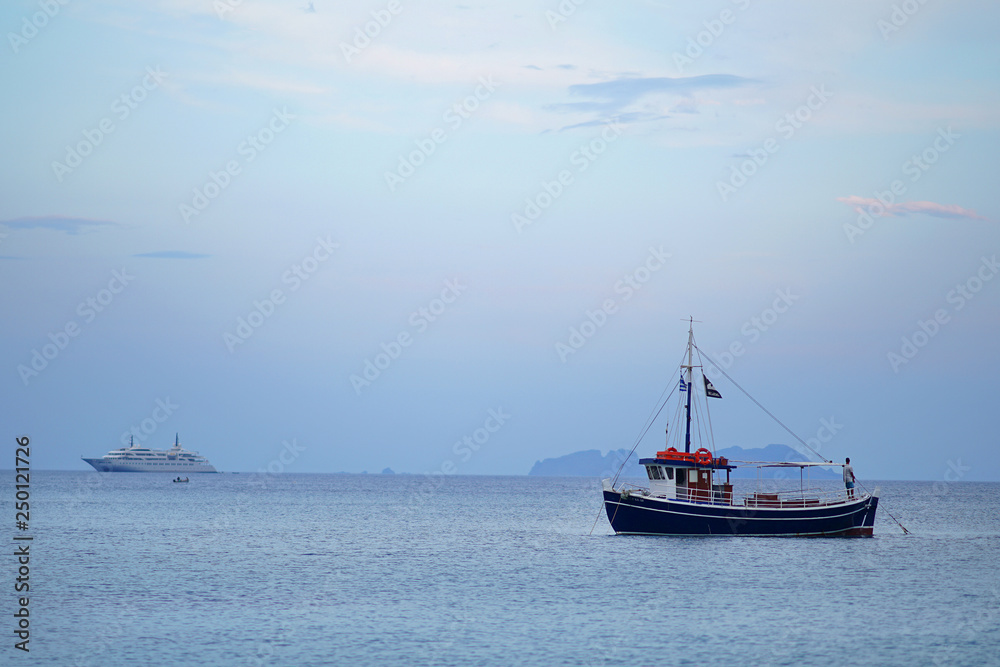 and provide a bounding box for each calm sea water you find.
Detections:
[3,472,998,666]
